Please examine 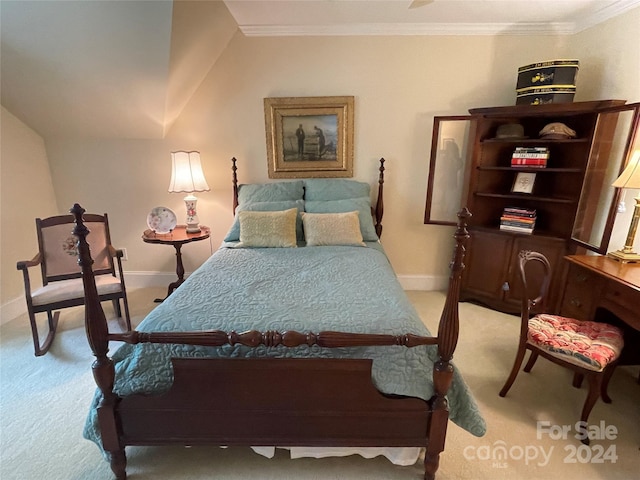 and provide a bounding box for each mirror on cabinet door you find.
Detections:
[572,103,640,253]
[425,116,473,225]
